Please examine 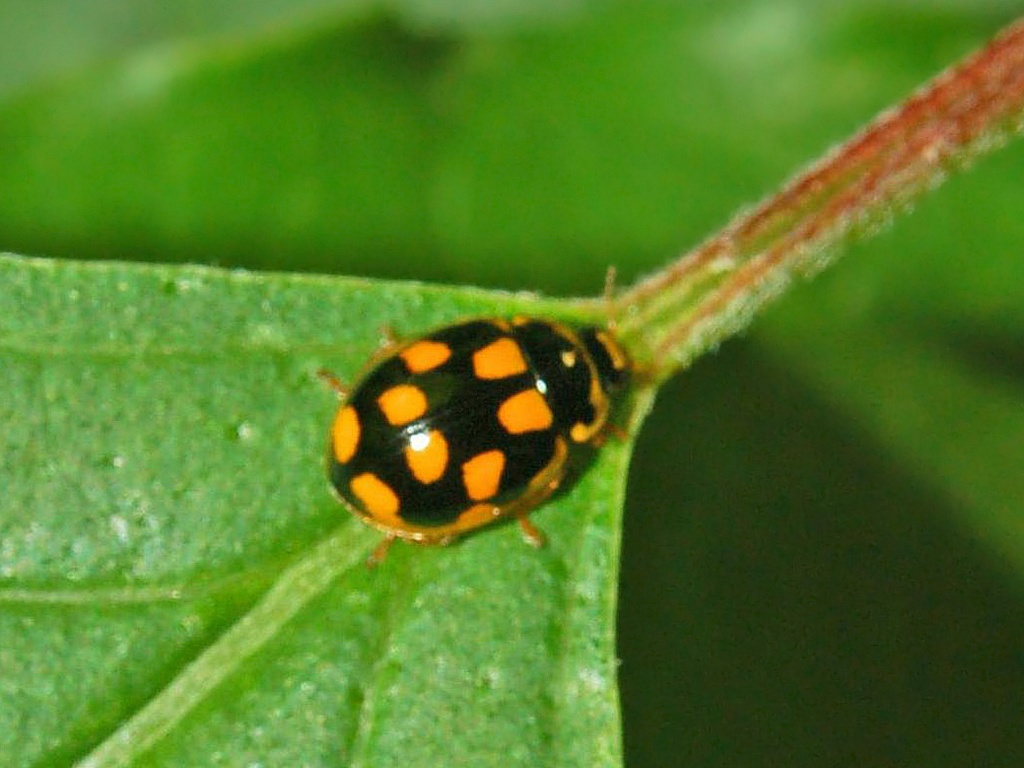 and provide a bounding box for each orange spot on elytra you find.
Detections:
[462,449,506,501]
[473,338,529,380]
[350,473,400,522]
[331,405,360,463]
[400,341,452,373]
[377,384,428,426]
[497,389,553,434]
[405,430,449,484]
